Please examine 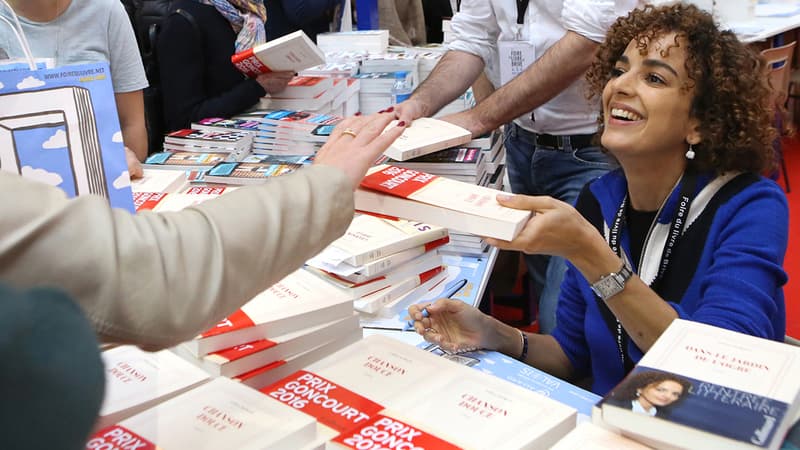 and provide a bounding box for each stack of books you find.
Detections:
[235,109,343,156]
[174,268,362,391]
[190,116,262,136]
[161,128,253,161]
[262,334,578,448]
[306,214,450,316]
[316,29,390,54]
[353,71,408,114]
[360,49,420,89]
[258,76,347,115]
